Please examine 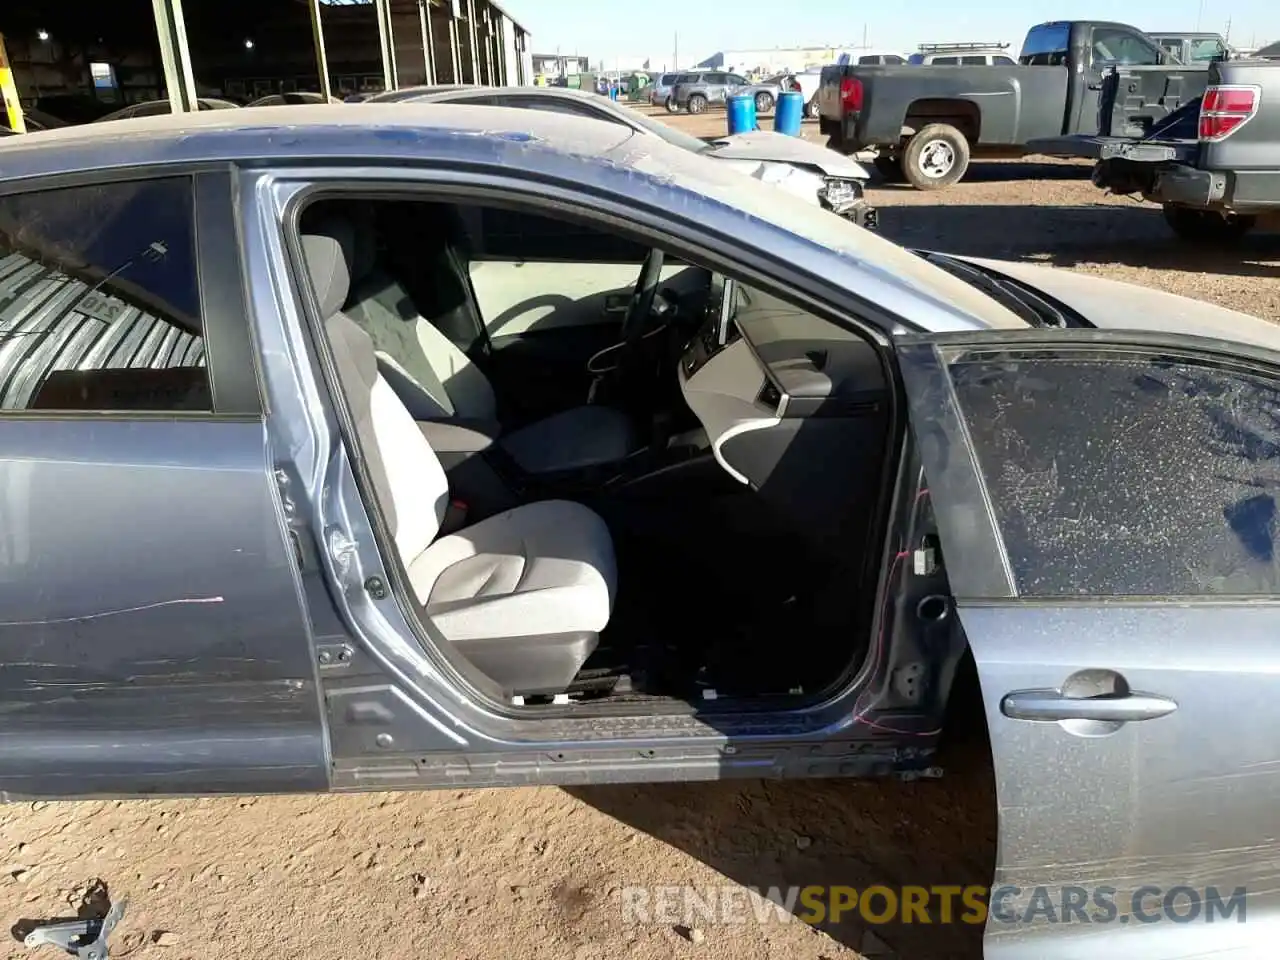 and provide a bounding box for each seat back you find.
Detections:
[346,266,498,422]
[301,217,449,565]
